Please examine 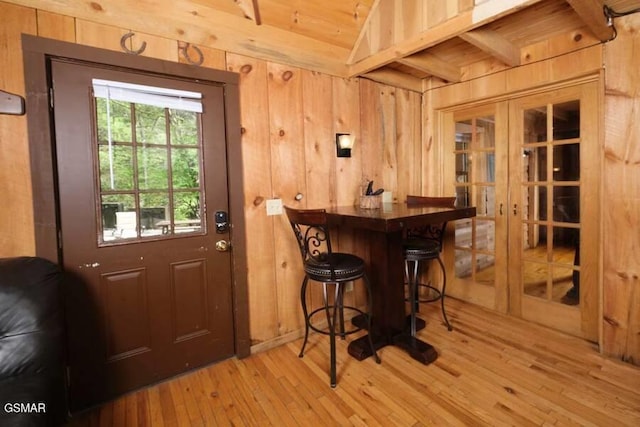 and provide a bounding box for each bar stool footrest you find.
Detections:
[404,282,443,303]
[308,305,367,337]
